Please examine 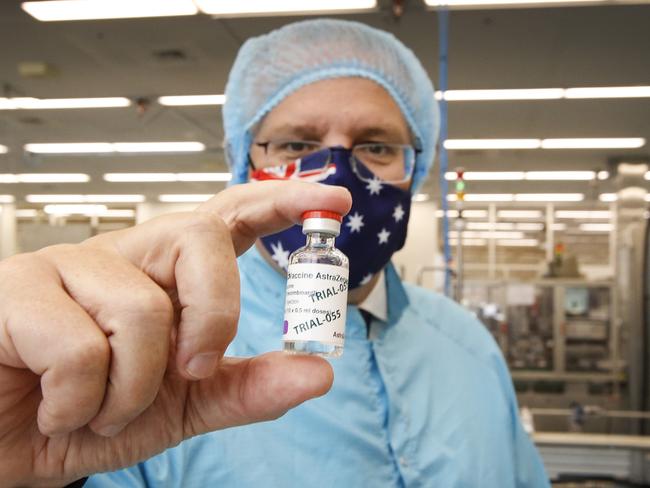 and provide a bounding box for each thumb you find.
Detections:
[184,352,334,436]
